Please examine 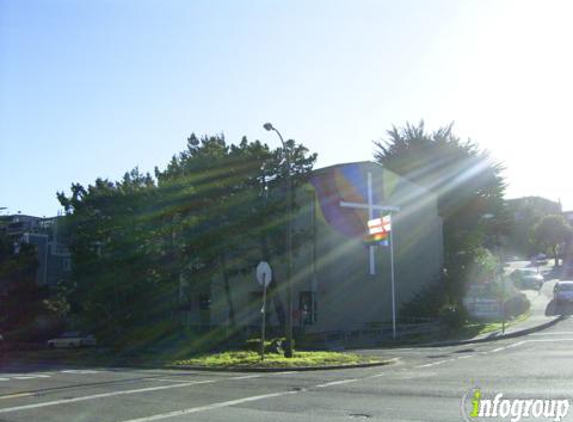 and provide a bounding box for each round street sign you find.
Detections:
[256,261,272,287]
